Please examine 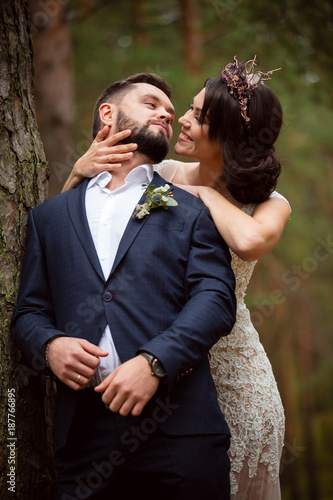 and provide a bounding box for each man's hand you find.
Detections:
[94,355,160,417]
[47,337,108,390]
